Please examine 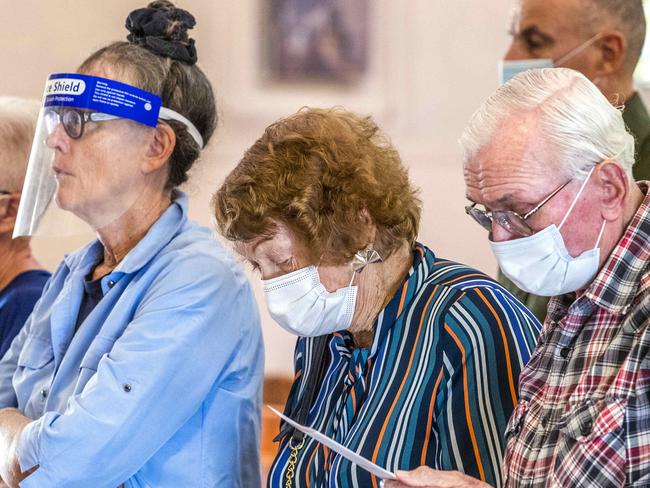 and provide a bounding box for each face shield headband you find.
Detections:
[42,73,203,148]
